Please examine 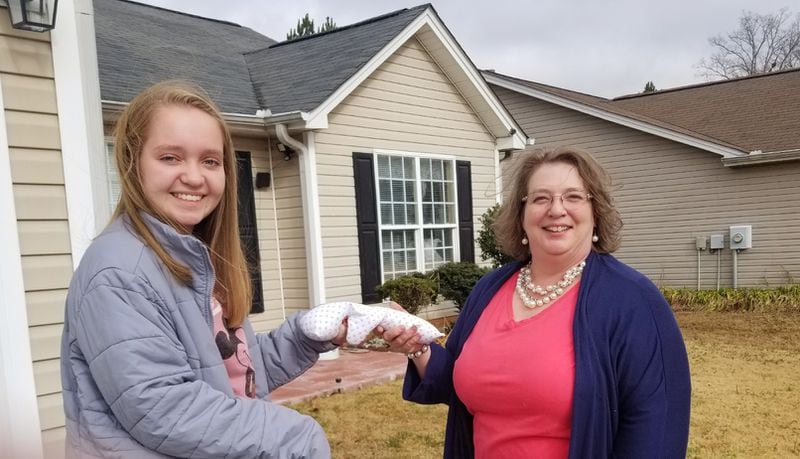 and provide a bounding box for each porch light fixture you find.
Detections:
[5,0,59,32]
[277,142,294,161]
